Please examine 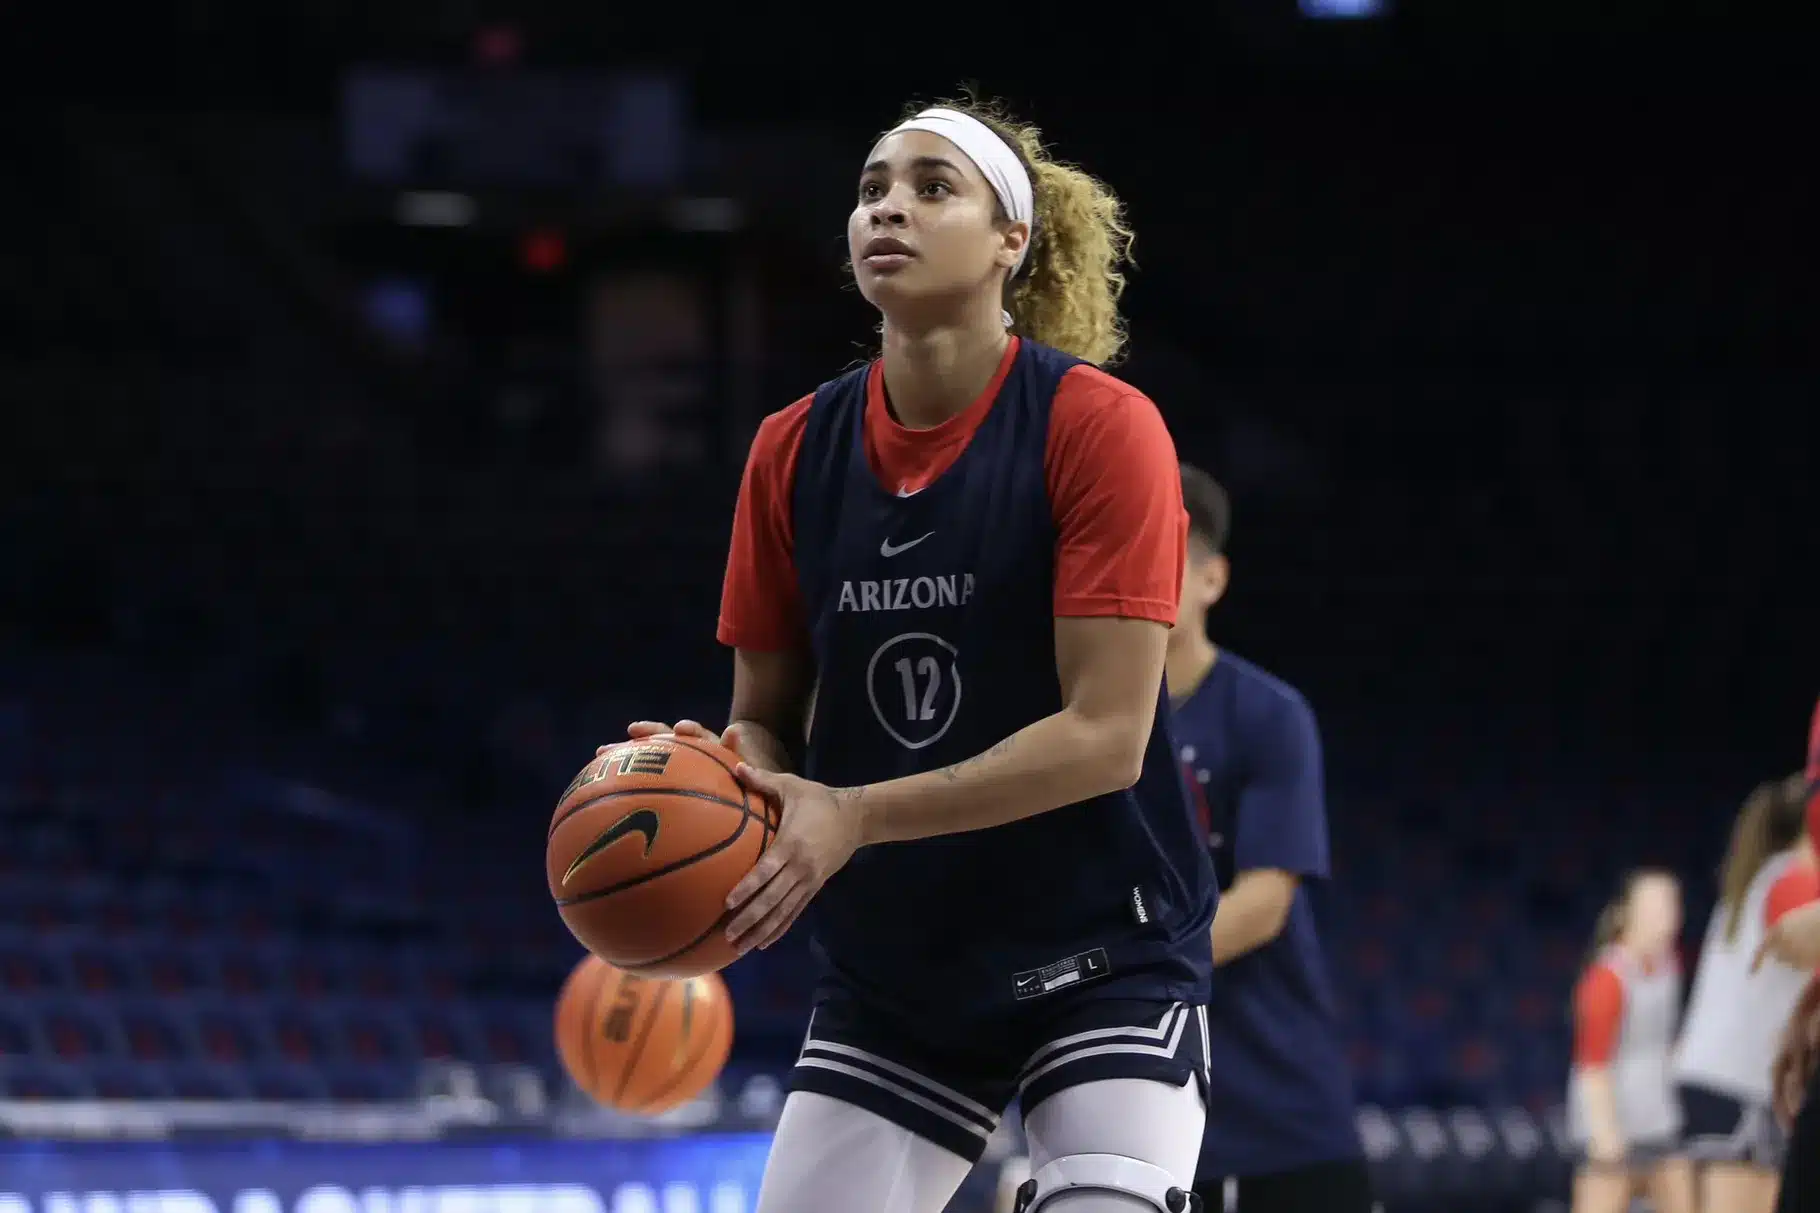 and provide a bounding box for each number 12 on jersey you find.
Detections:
[894,656,943,722]
[866,632,963,751]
